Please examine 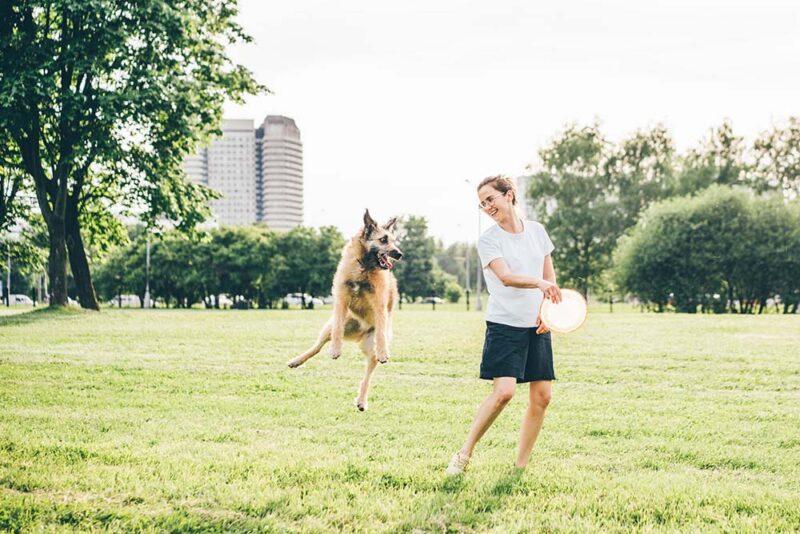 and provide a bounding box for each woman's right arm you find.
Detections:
[488,258,562,303]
